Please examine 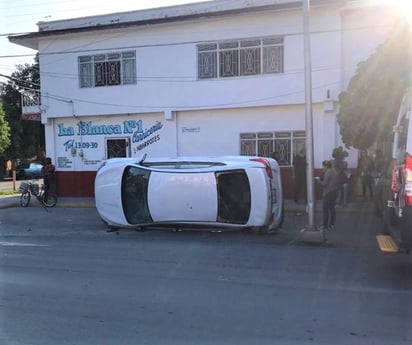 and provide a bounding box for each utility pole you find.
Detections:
[299,0,325,243]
